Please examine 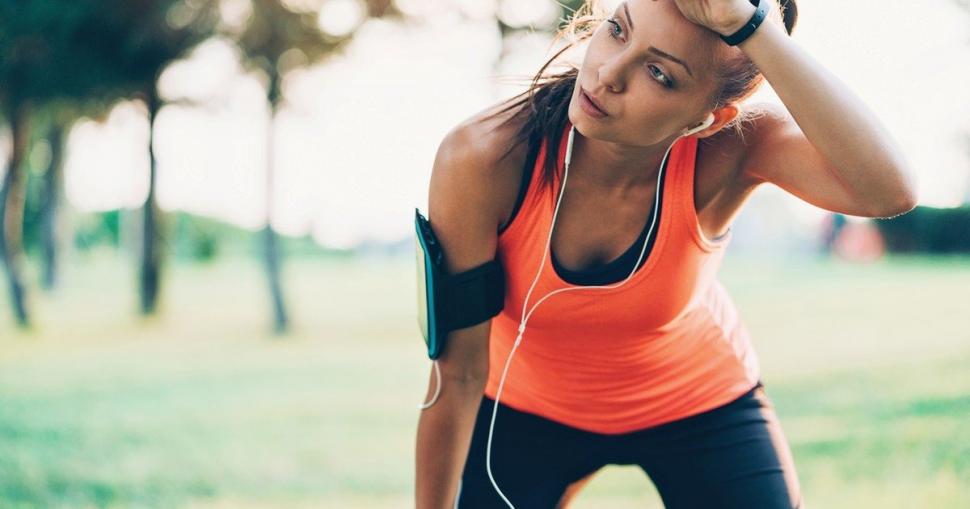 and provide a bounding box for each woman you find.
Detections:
[415,0,918,507]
